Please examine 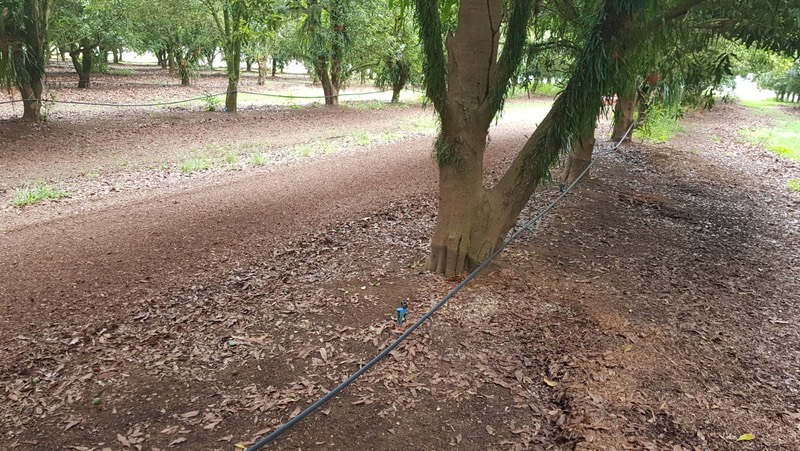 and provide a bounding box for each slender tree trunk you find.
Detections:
[271,58,277,77]
[390,60,409,103]
[225,40,241,112]
[559,128,596,183]
[257,59,265,85]
[611,86,636,141]
[245,58,253,72]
